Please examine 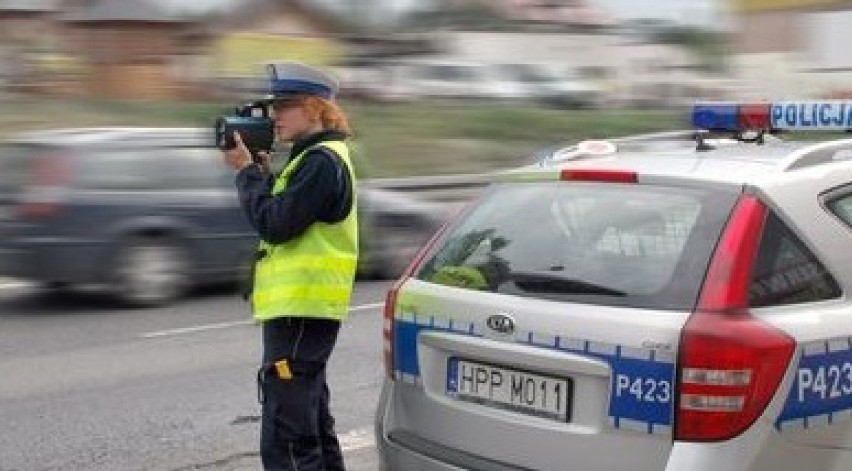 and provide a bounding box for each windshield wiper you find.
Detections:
[507,270,626,297]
